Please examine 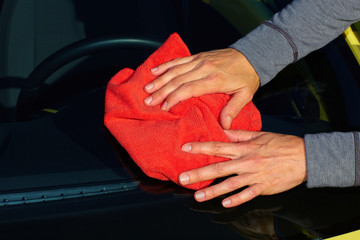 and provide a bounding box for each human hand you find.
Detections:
[143,48,260,129]
[178,130,307,208]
